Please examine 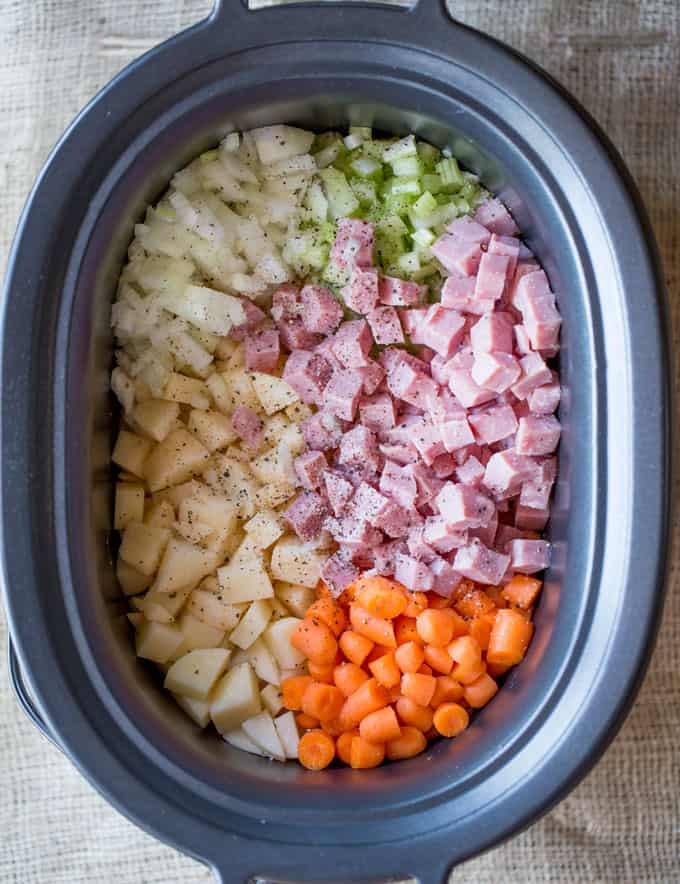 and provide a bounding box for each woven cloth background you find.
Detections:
[1,1,678,881]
